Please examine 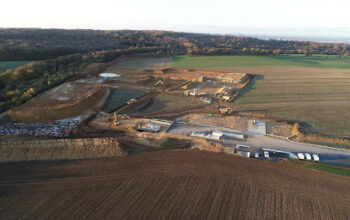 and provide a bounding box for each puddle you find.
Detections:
[99,73,120,78]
